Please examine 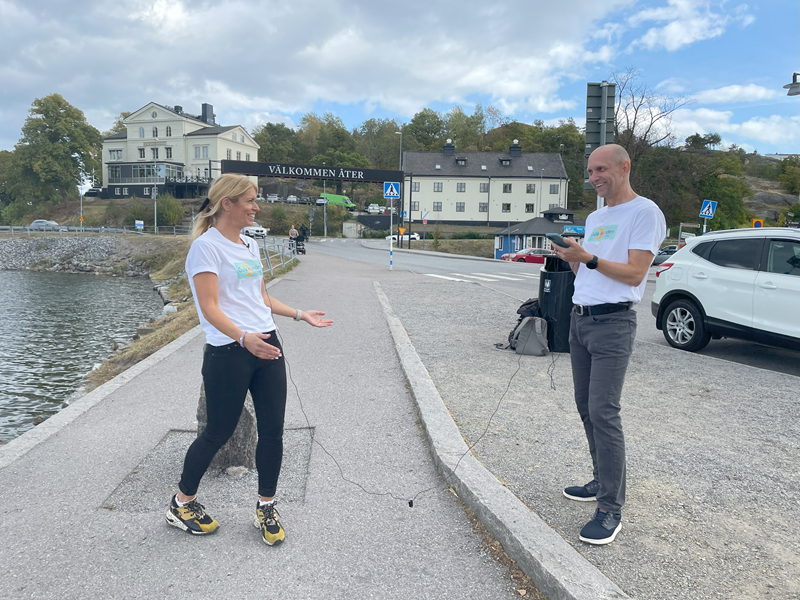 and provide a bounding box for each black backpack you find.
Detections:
[500,298,550,356]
